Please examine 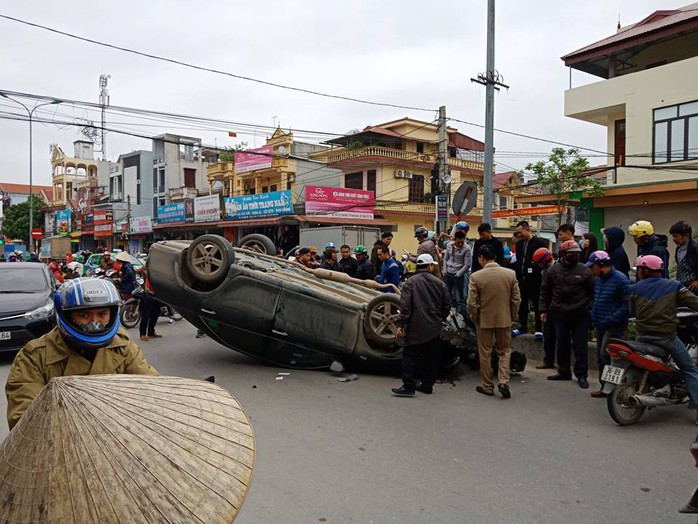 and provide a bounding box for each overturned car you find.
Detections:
[147,235,491,373]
